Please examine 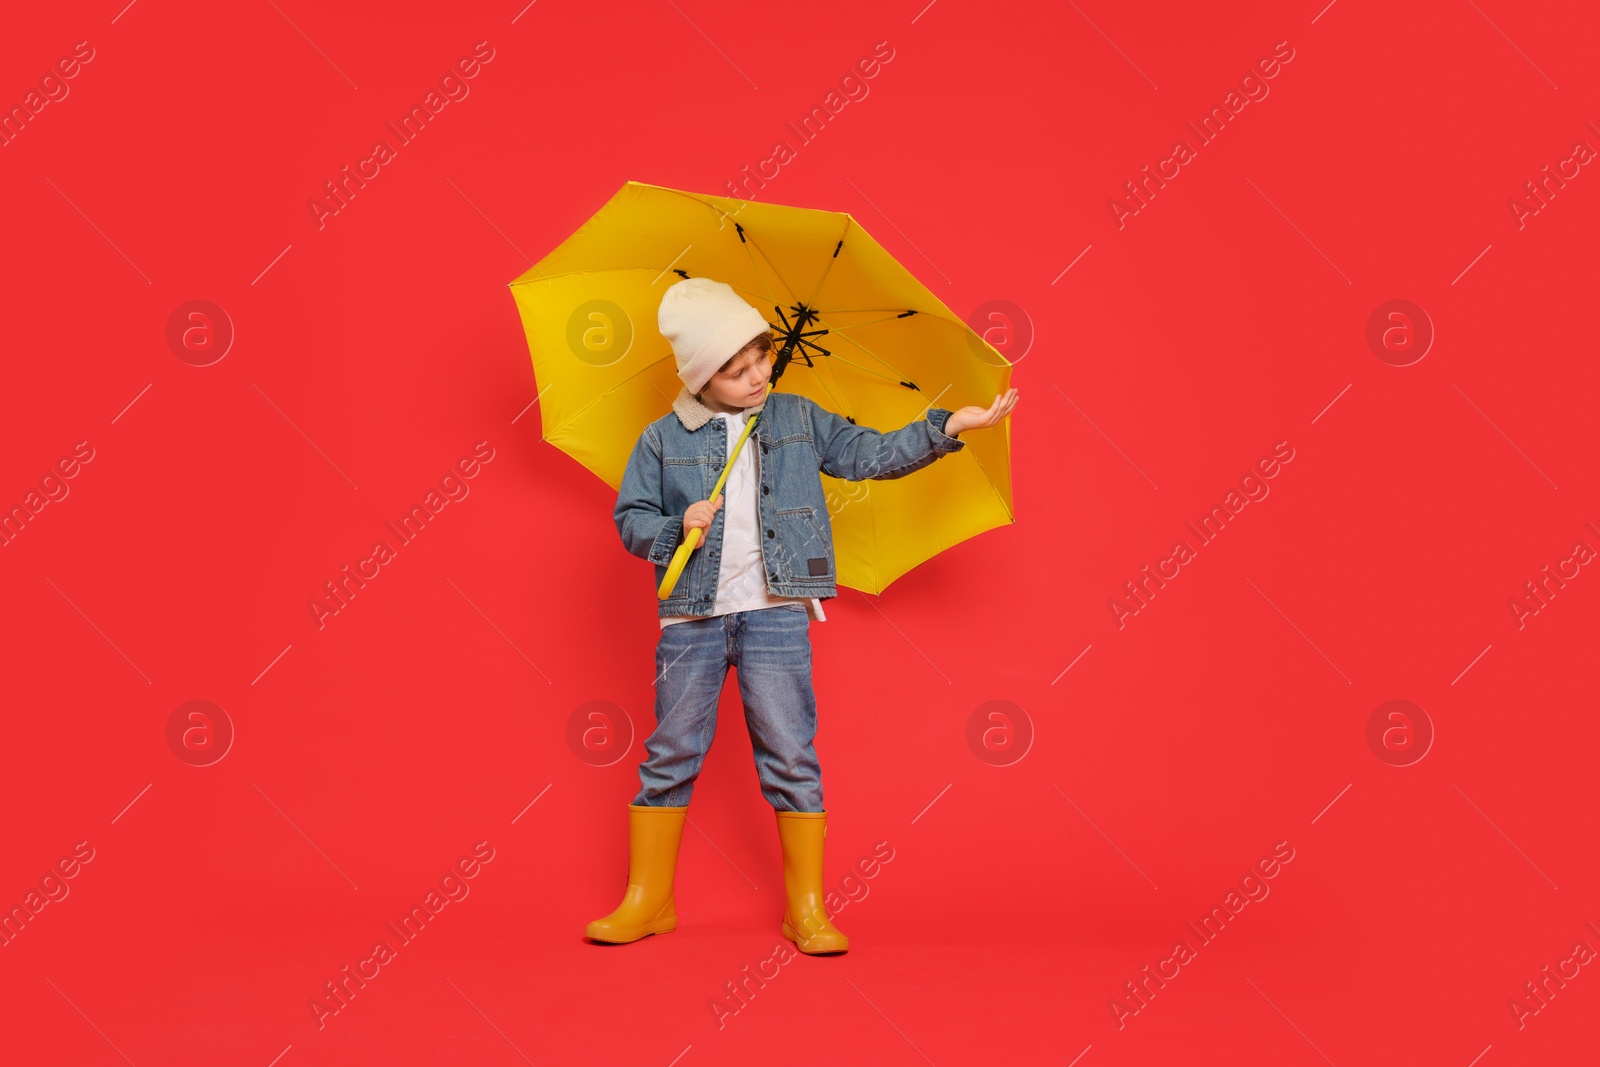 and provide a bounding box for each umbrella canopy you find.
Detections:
[508,179,1014,595]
